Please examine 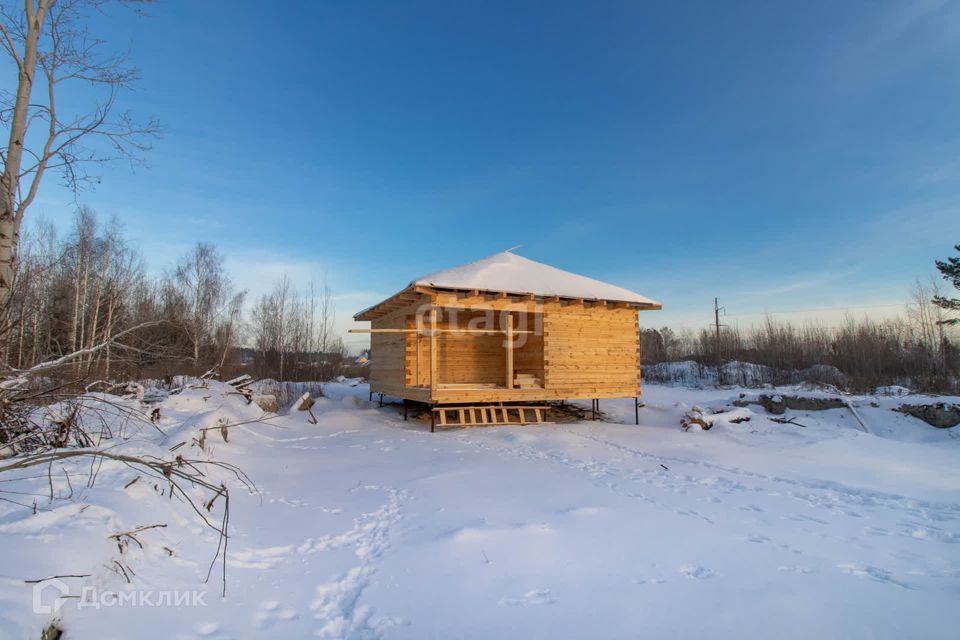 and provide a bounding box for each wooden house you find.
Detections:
[352,251,660,427]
